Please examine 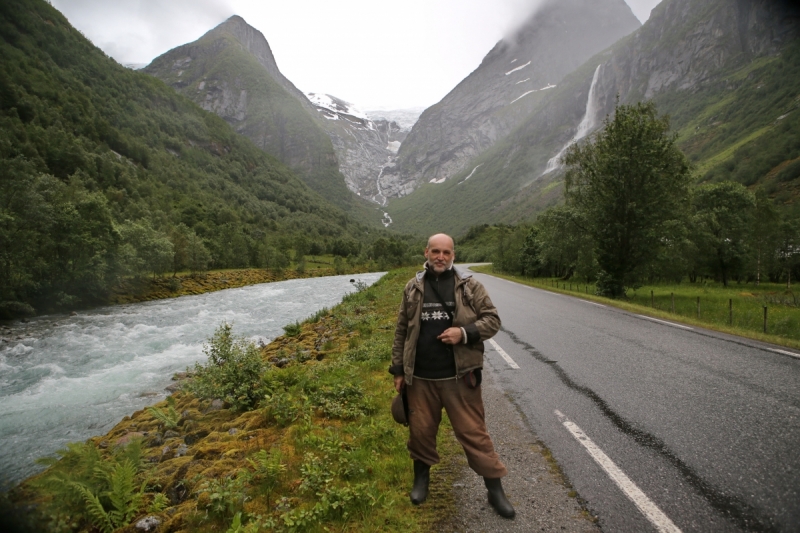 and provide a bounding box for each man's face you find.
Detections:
[424,235,455,274]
